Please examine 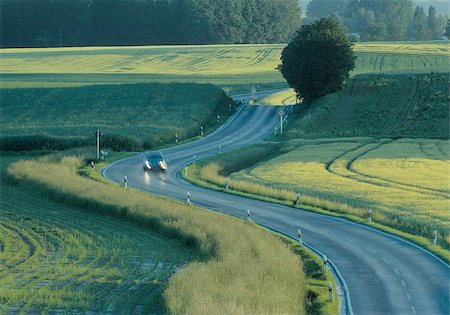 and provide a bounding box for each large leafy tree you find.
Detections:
[278,18,356,103]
